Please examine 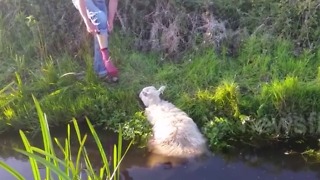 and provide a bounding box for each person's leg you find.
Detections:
[79,0,107,77]
[86,0,118,79]
[93,36,106,78]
